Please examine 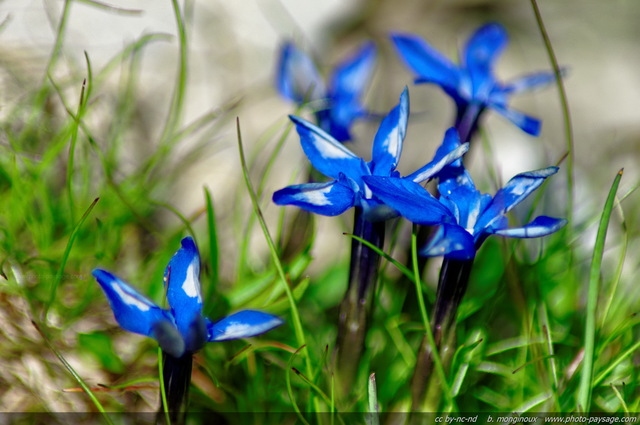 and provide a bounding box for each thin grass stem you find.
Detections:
[158,348,172,425]
[530,0,574,224]
[410,230,456,412]
[343,232,414,282]
[286,347,311,425]
[236,118,313,392]
[204,187,220,286]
